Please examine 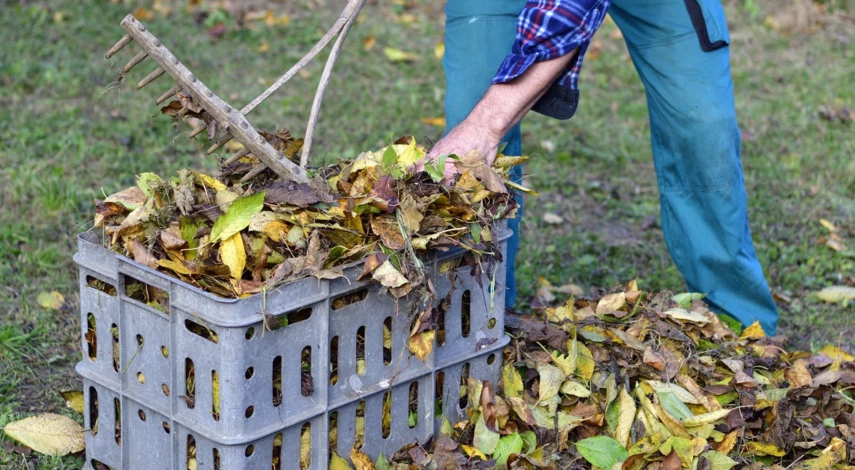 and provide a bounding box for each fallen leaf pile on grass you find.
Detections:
[333,283,855,469]
[91,136,527,305]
